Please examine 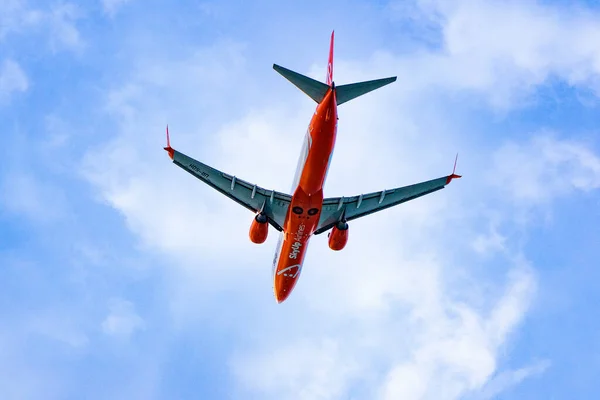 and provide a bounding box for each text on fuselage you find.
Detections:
[289,223,306,259]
